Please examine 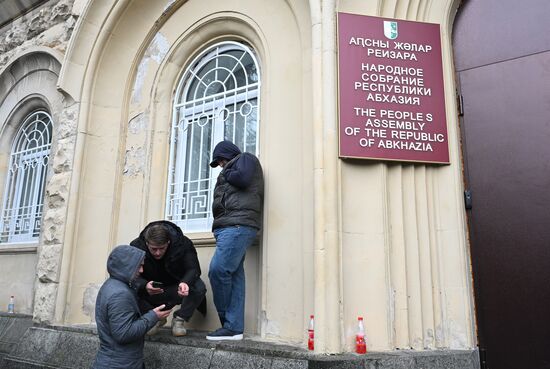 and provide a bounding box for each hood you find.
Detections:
[107,245,145,284]
[210,140,242,167]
